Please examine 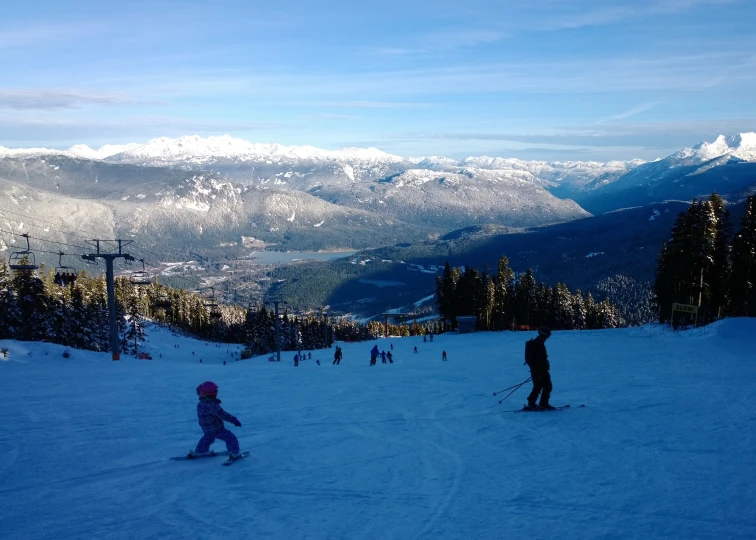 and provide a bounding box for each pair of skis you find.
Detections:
[170,450,250,466]
[507,404,585,413]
